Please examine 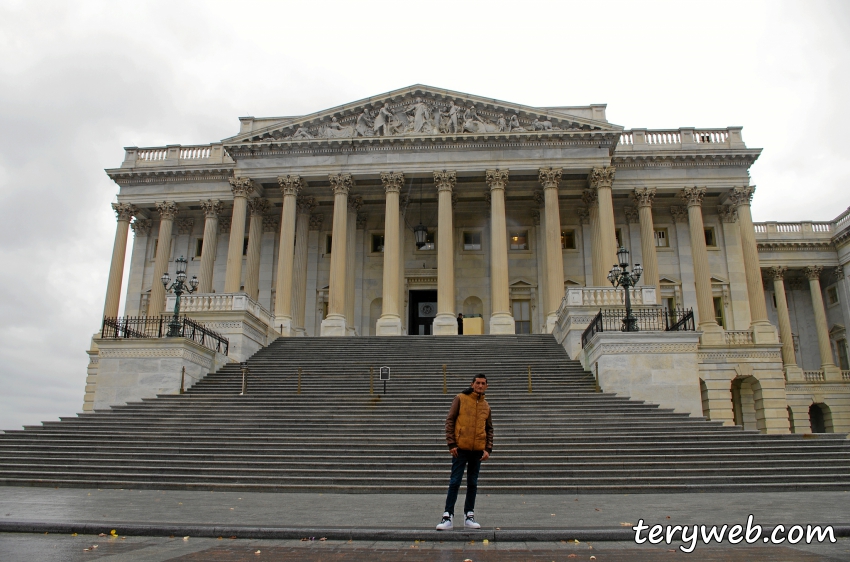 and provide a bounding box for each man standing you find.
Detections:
[436,374,493,530]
